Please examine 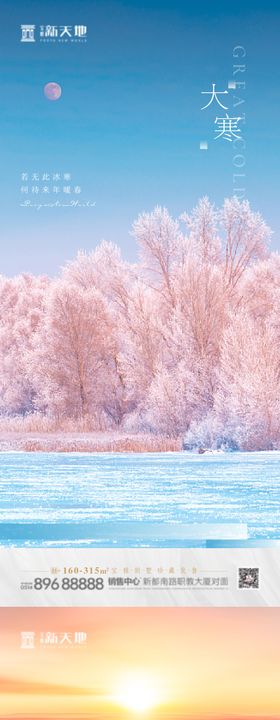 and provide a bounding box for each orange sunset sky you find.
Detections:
[0,608,280,718]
